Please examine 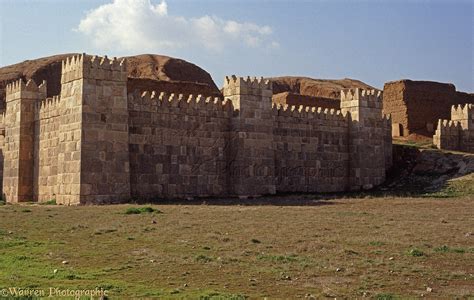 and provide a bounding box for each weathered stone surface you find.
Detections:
[383,80,474,137]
